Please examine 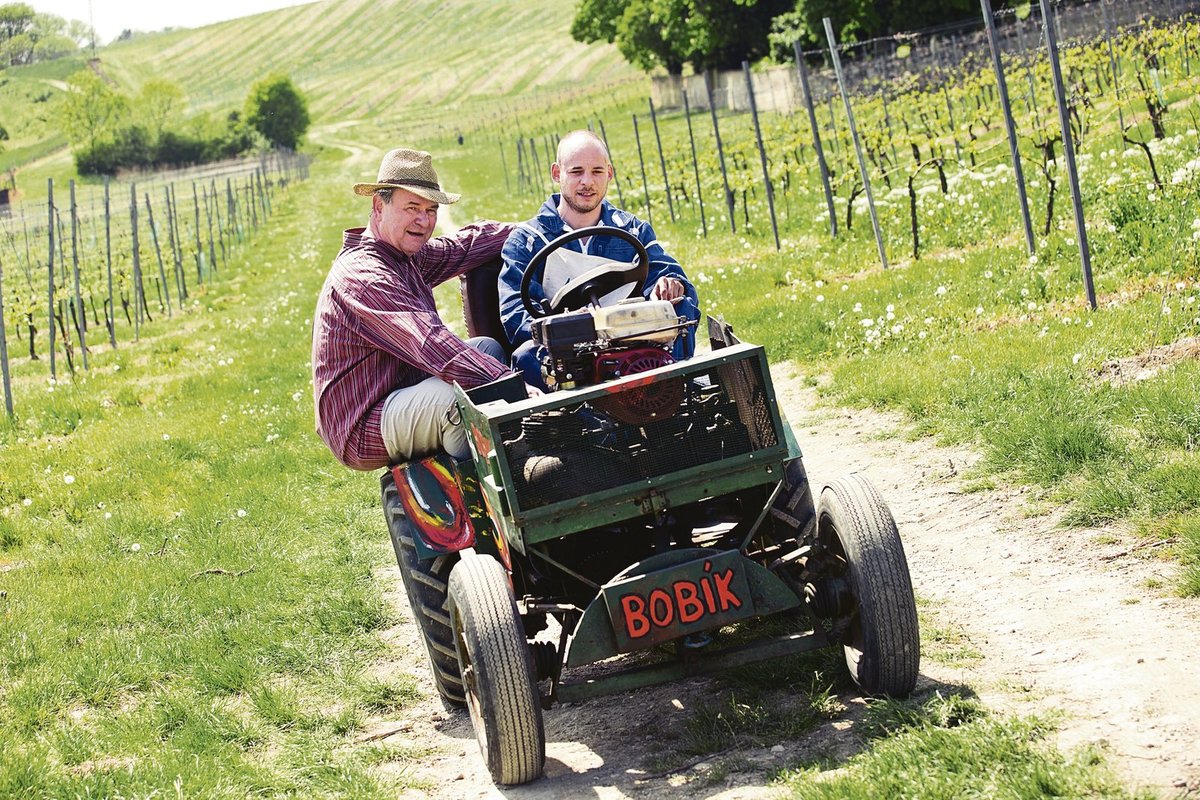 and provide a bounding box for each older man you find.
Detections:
[312,147,522,469]
[498,129,700,389]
